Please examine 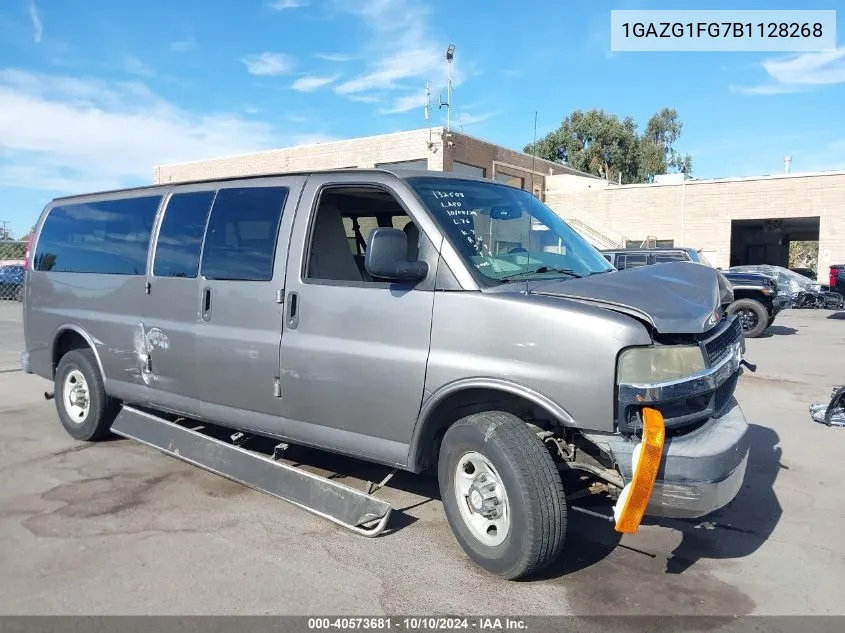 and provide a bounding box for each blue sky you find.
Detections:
[0,0,843,238]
